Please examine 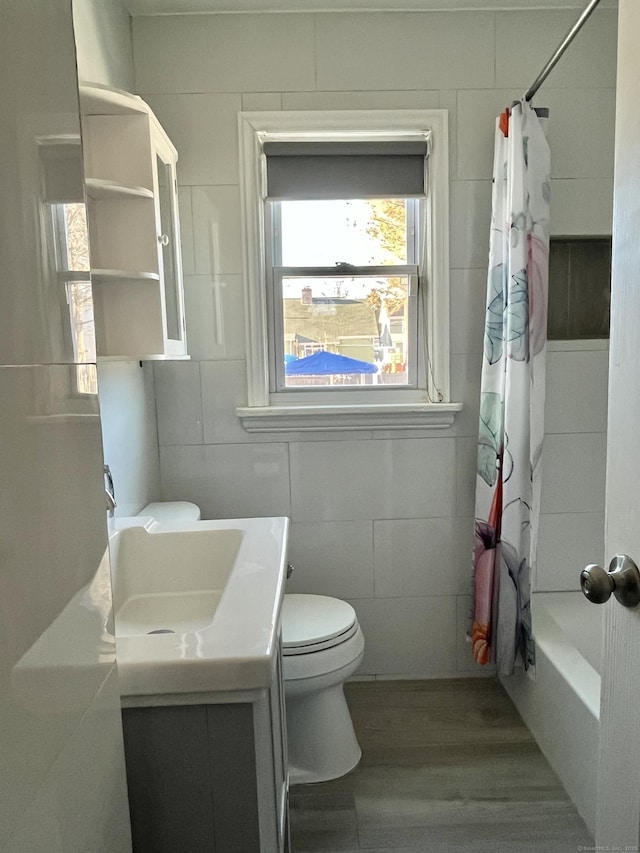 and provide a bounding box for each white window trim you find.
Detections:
[236,109,462,432]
